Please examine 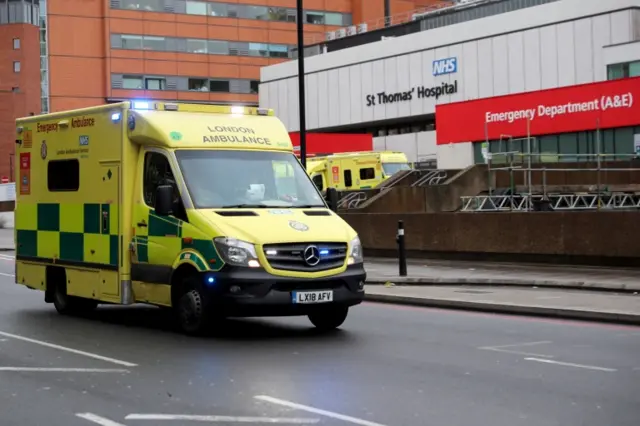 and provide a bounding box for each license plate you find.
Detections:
[292,290,333,304]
